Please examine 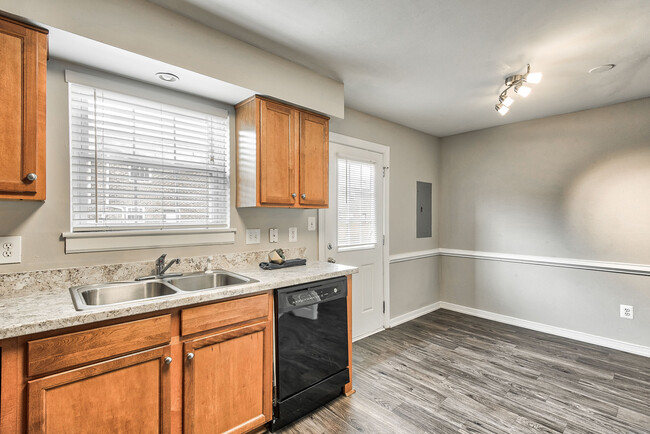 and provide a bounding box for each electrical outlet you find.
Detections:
[0,236,21,264]
[245,229,260,245]
[269,228,279,243]
[289,227,298,242]
[620,304,634,319]
[308,217,316,231]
